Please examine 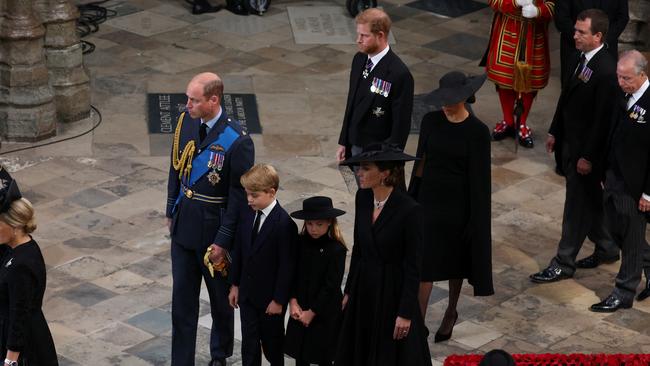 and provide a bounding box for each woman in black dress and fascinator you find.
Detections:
[335,144,431,366]
[409,71,494,343]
